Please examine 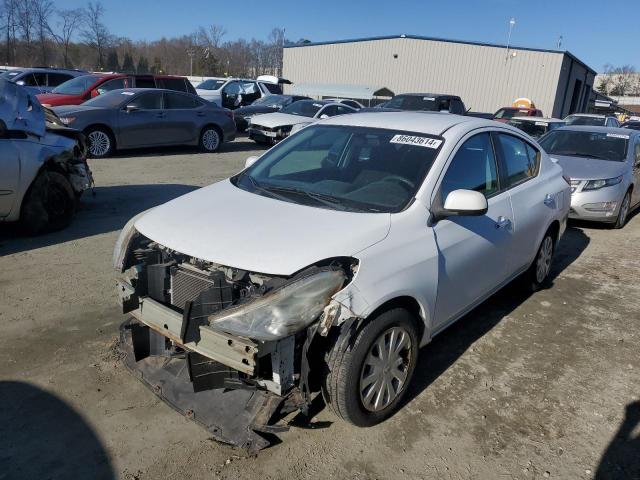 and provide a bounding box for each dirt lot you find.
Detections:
[1,138,639,480]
